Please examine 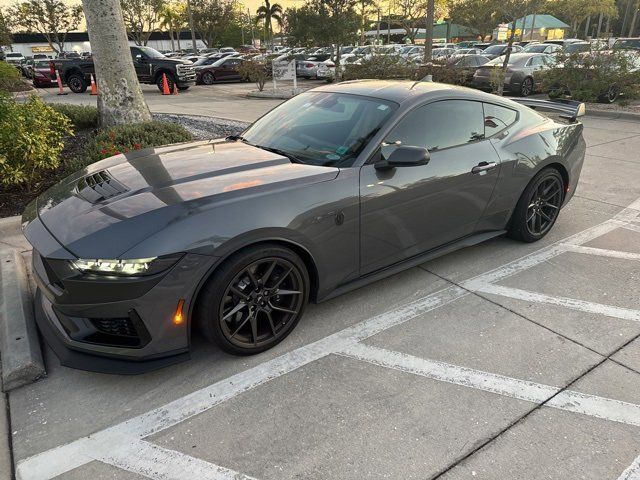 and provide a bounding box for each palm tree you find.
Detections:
[256,0,283,48]
[159,3,186,52]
